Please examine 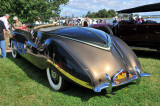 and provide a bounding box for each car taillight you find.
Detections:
[129,74,133,78]
[123,70,126,73]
